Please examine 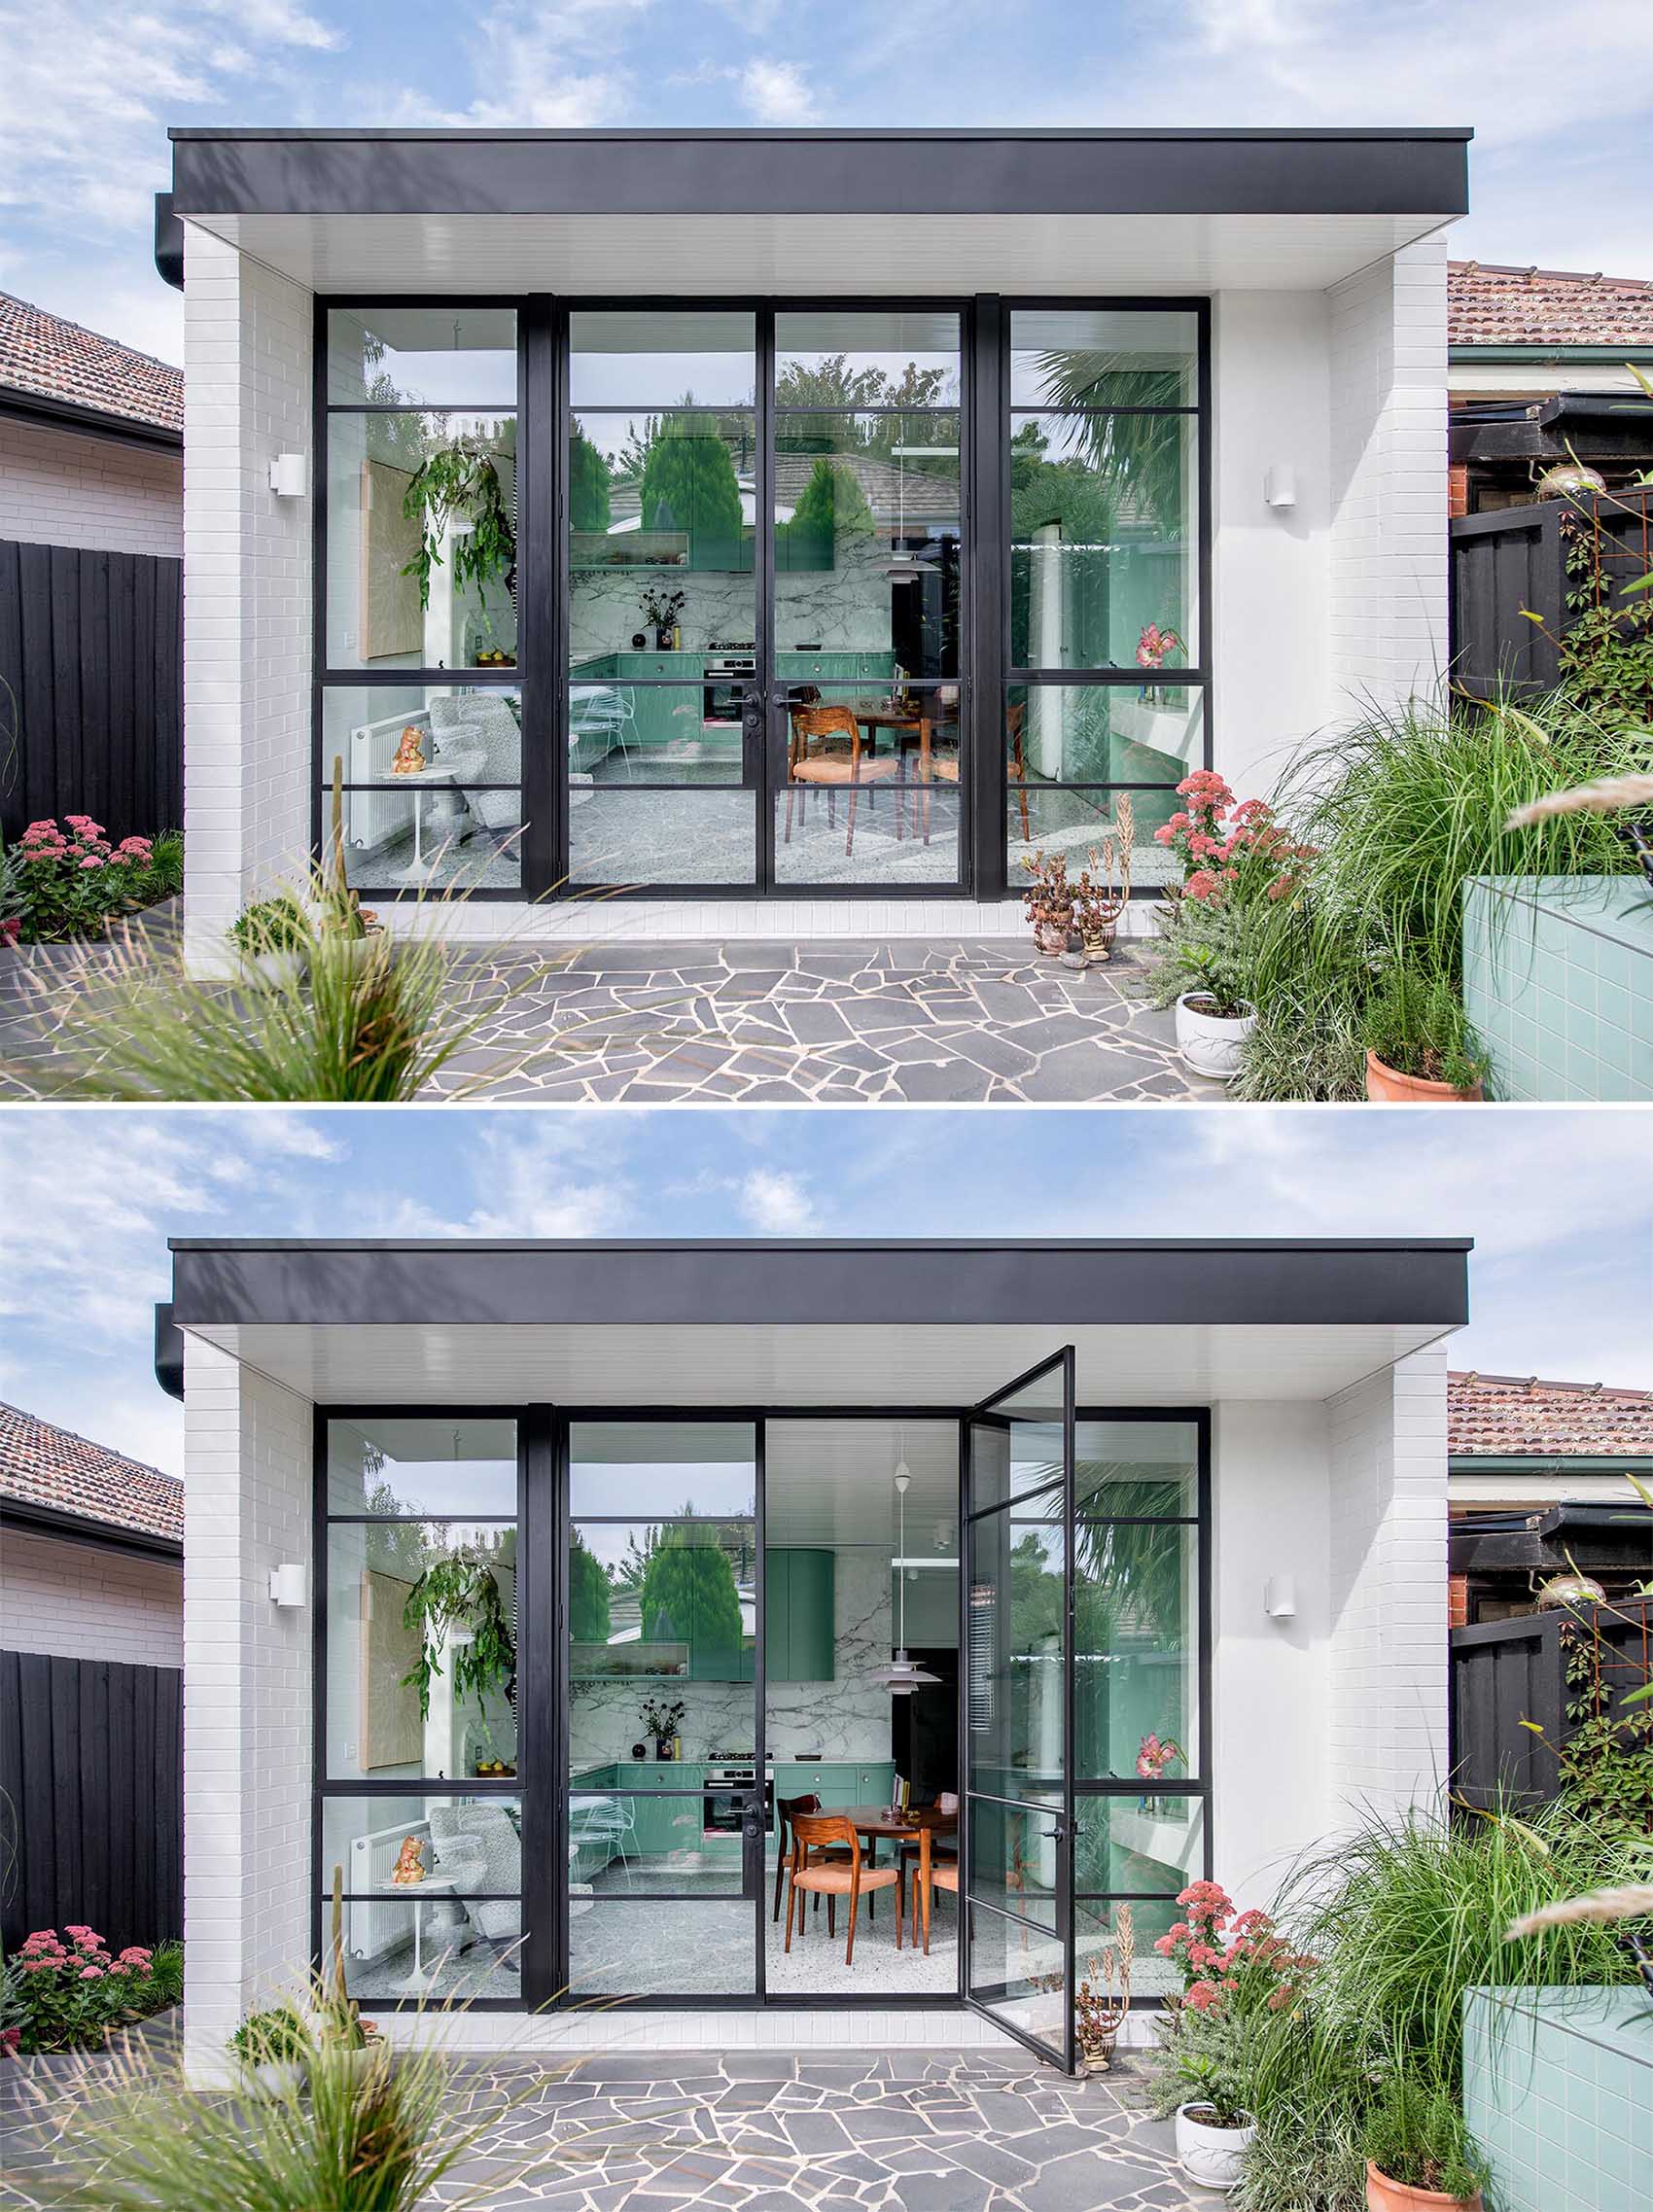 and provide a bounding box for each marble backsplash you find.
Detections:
[570,1548,896,1768]
[570,548,894,661]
